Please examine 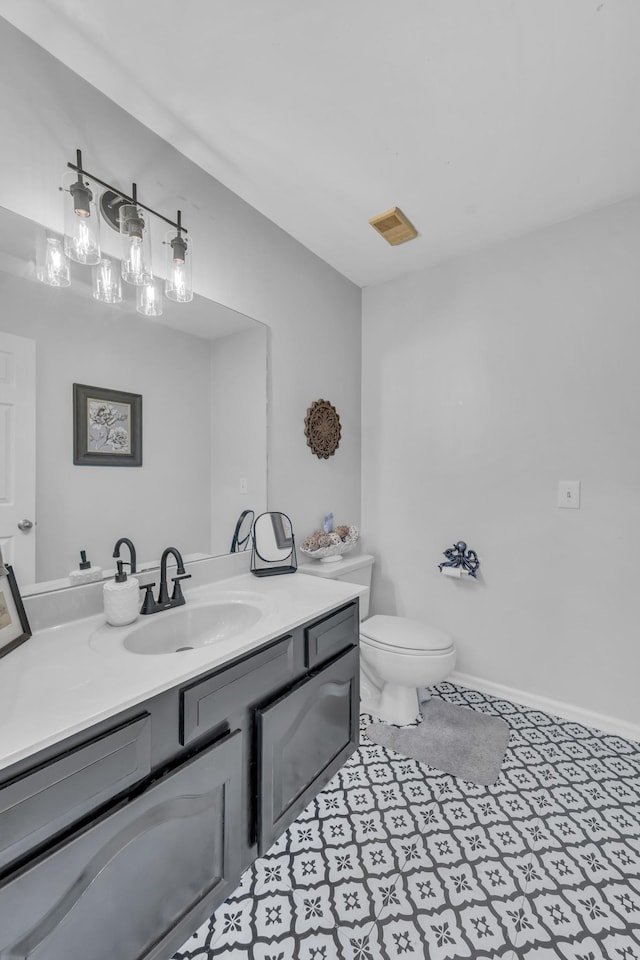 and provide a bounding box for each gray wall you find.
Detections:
[0,20,362,558]
[362,198,640,731]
